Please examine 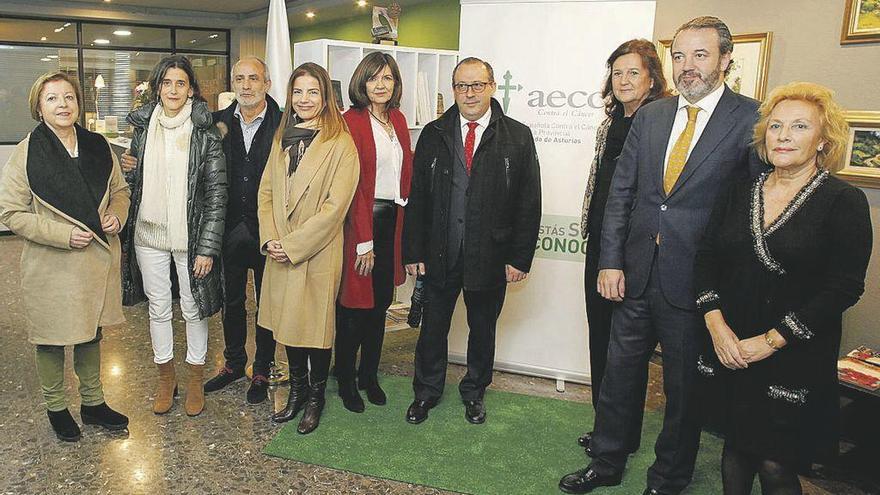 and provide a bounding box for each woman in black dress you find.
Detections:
[694,82,872,494]
[578,39,669,451]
